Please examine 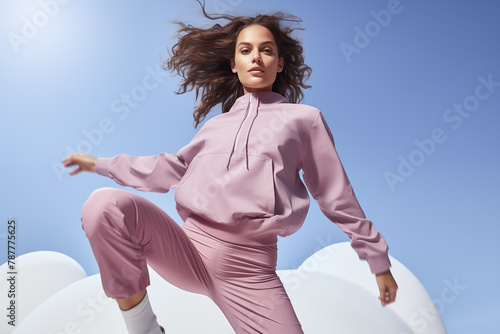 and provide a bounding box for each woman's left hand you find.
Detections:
[375,269,398,307]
